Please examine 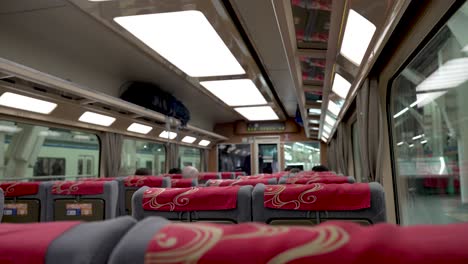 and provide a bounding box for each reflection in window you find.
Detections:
[284,142,320,171]
[120,138,165,176]
[178,146,201,171]
[217,144,251,175]
[0,120,99,180]
[390,2,468,225]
